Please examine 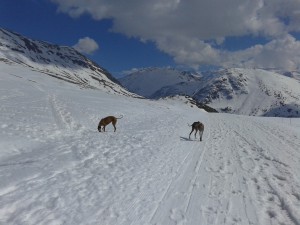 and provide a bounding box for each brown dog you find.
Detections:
[189,121,204,141]
[98,115,123,132]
